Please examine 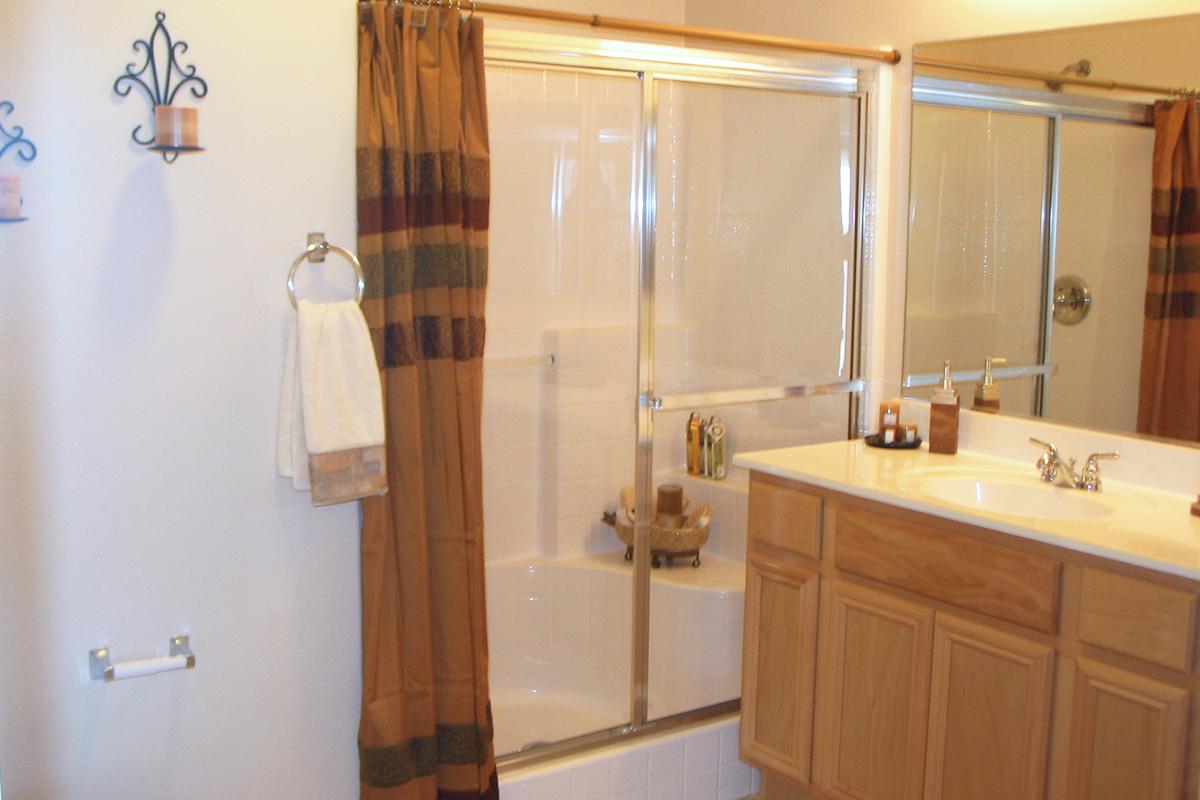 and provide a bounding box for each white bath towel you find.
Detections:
[277,300,387,506]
